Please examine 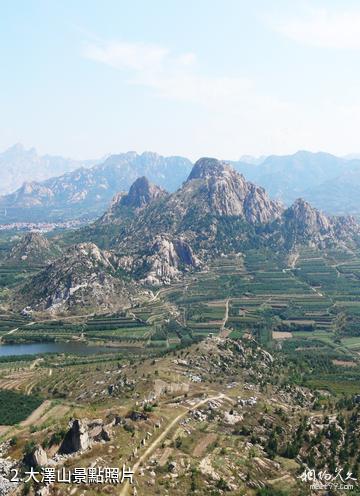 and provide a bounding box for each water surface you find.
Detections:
[0,341,114,357]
